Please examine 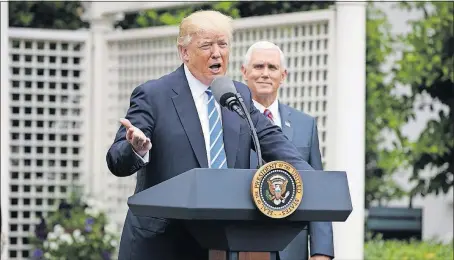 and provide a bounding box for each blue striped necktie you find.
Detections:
[206,88,228,169]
